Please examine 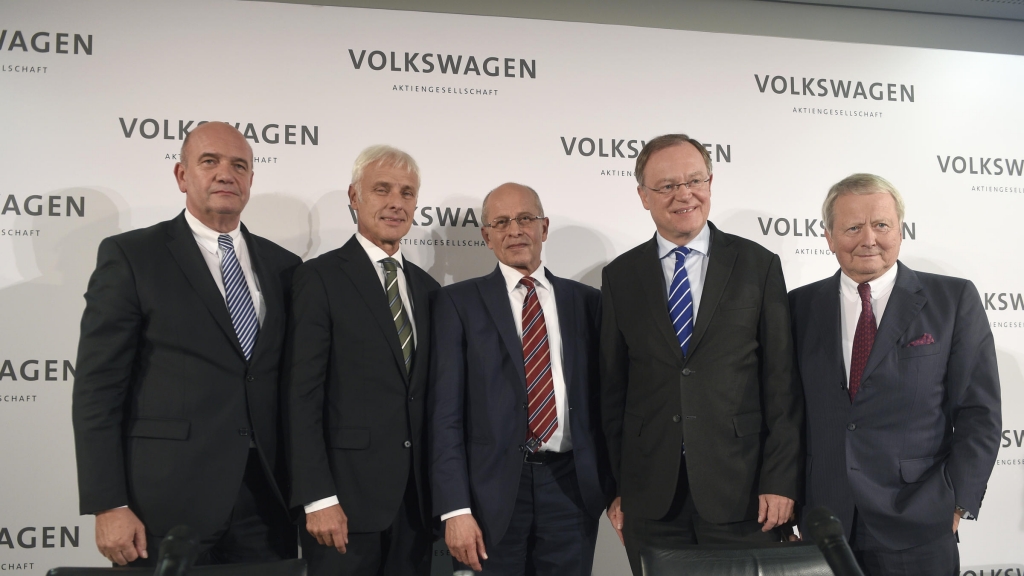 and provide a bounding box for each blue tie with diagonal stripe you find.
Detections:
[668,246,694,357]
[218,234,259,360]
